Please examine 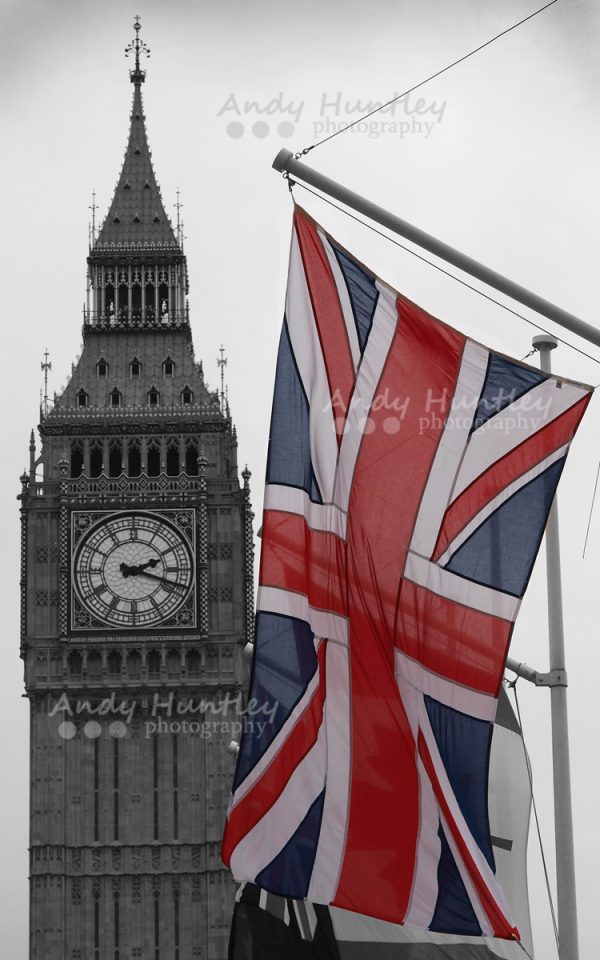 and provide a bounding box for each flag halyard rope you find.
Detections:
[509,680,560,952]
[291,179,600,367]
[298,0,561,157]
